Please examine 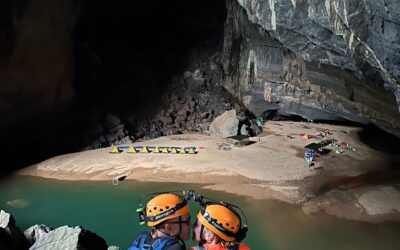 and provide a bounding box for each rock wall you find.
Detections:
[1,0,399,146]
[221,0,400,136]
[0,0,80,129]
